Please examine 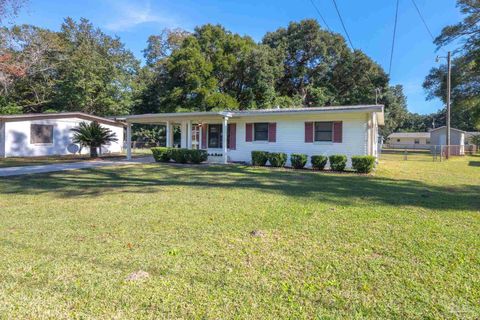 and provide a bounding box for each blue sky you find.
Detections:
[15,0,461,114]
